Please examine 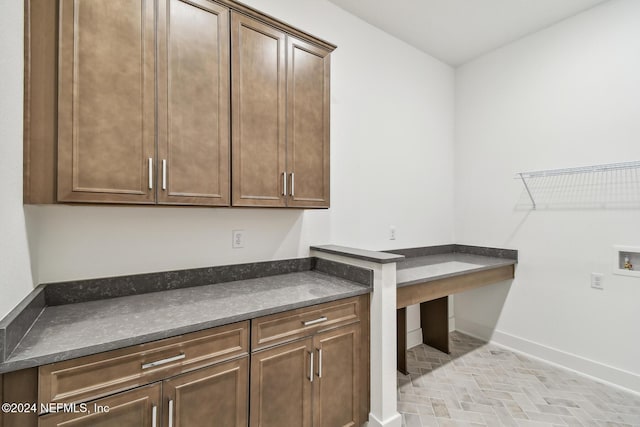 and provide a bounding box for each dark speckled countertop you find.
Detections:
[0,271,370,373]
[395,253,516,288]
